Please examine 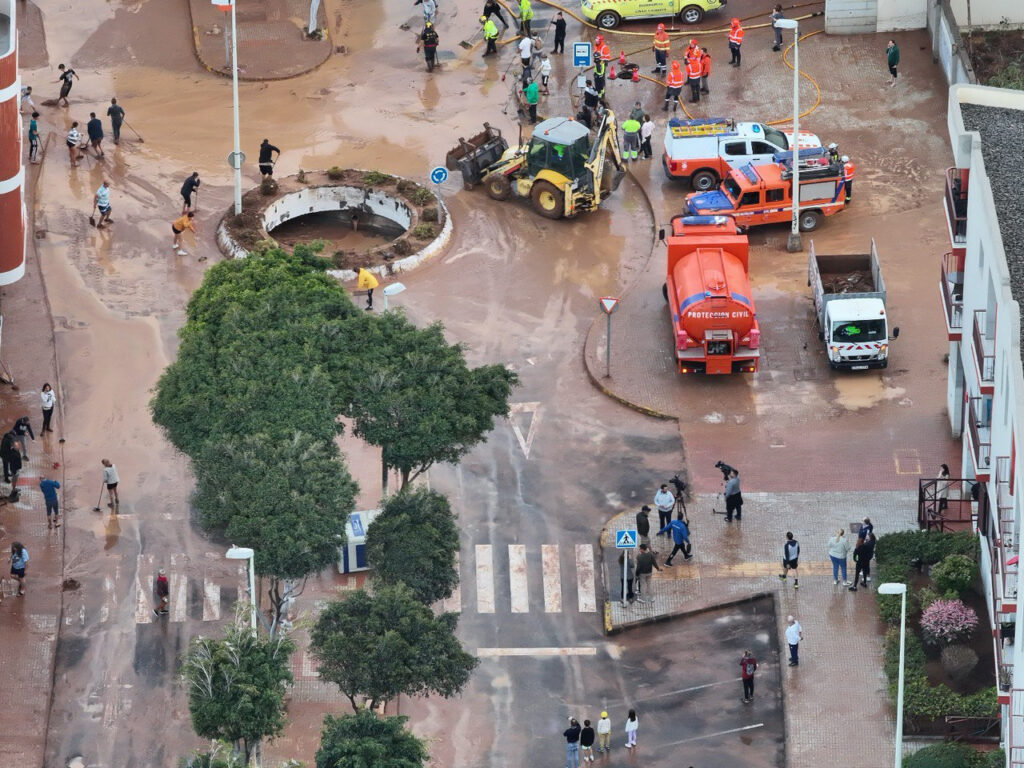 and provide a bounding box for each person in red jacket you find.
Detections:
[664,60,684,112]
[728,18,744,66]
[685,55,702,103]
[740,650,758,703]
[700,47,711,94]
[842,156,855,201]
